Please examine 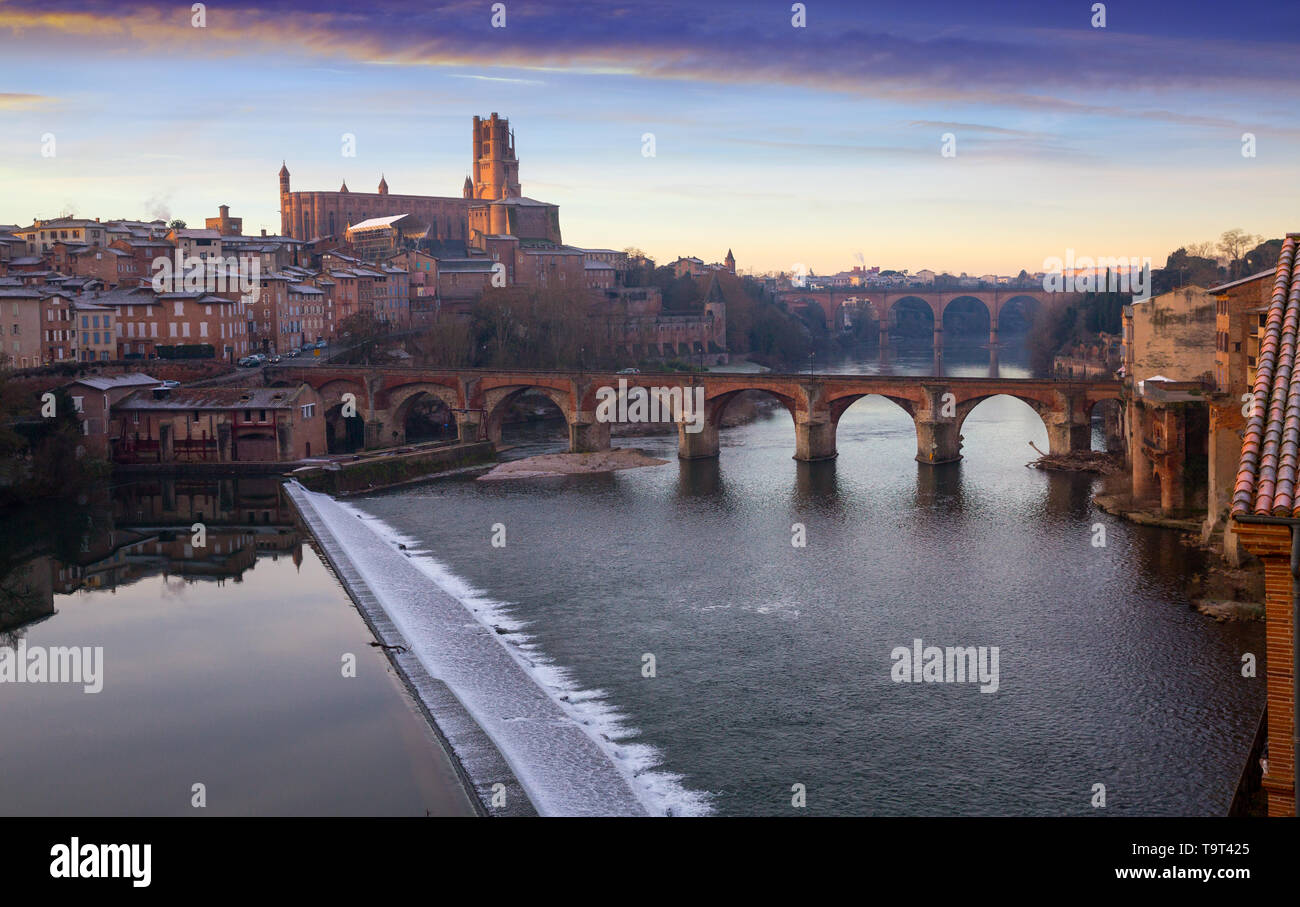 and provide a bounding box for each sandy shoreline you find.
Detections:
[476,448,670,481]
